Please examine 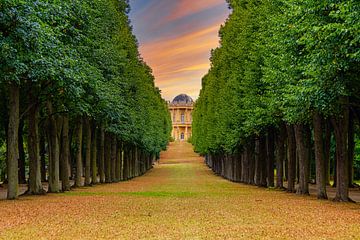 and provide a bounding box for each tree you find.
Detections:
[193,0,360,202]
